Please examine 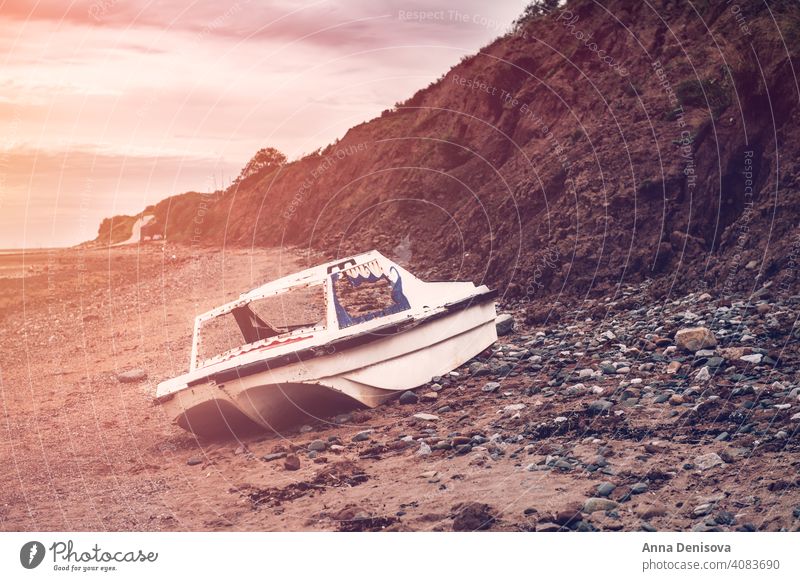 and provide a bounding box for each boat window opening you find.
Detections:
[247,285,326,333]
[196,284,326,364]
[331,266,411,328]
[197,313,247,363]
